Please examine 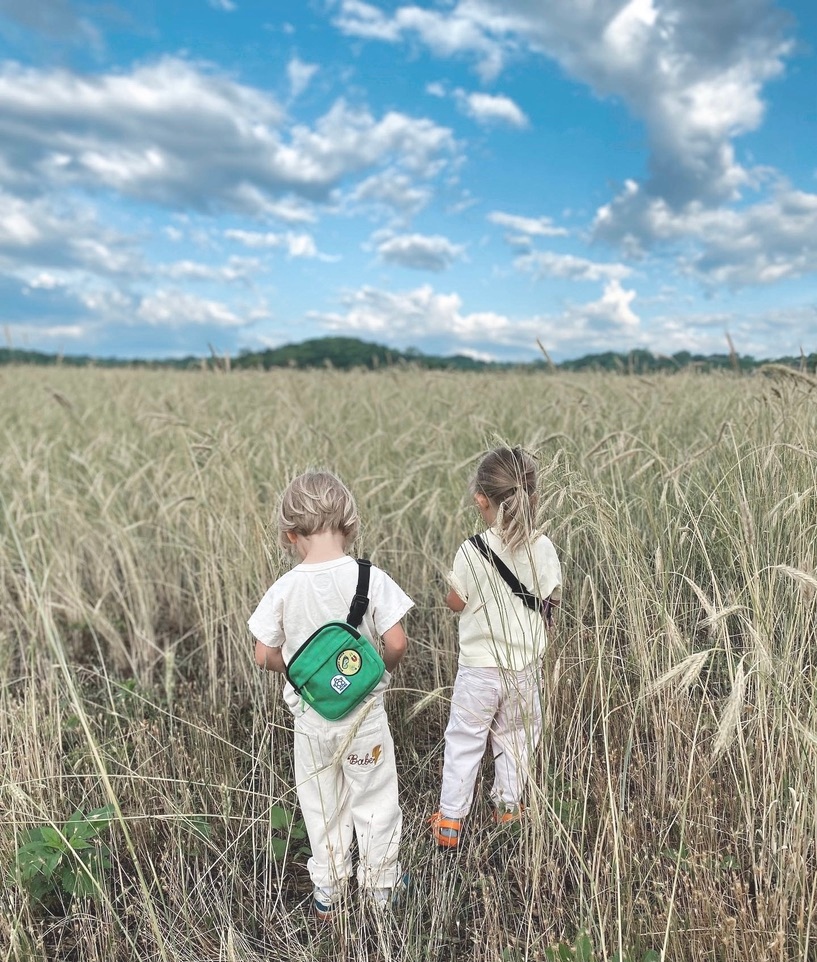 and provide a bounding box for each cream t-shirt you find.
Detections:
[248,556,414,714]
[449,528,562,671]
